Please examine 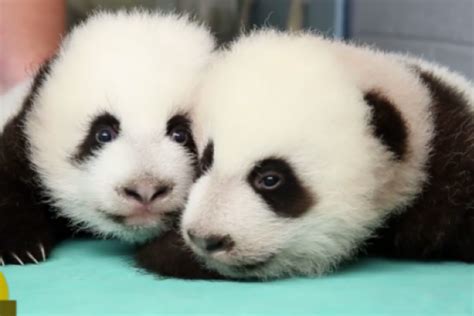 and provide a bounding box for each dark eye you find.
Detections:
[170,126,189,144]
[255,172,284,190]
[95,126,118,144]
